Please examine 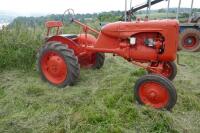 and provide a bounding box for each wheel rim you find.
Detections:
[150,62,172,79]
[139,81,170,109]
[41,51,67,85]
[161,62,172,78]
[183,34,198,49]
